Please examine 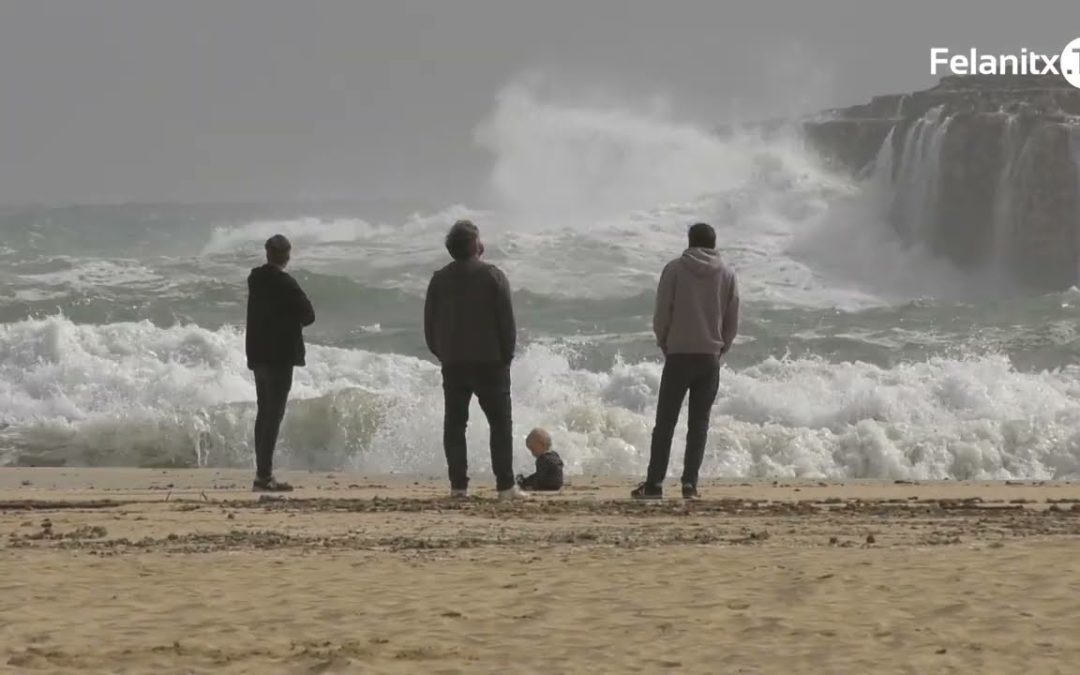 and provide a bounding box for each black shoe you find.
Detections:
[682,483,699,500]
[253,476,294,492]
[631,482,663,500]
